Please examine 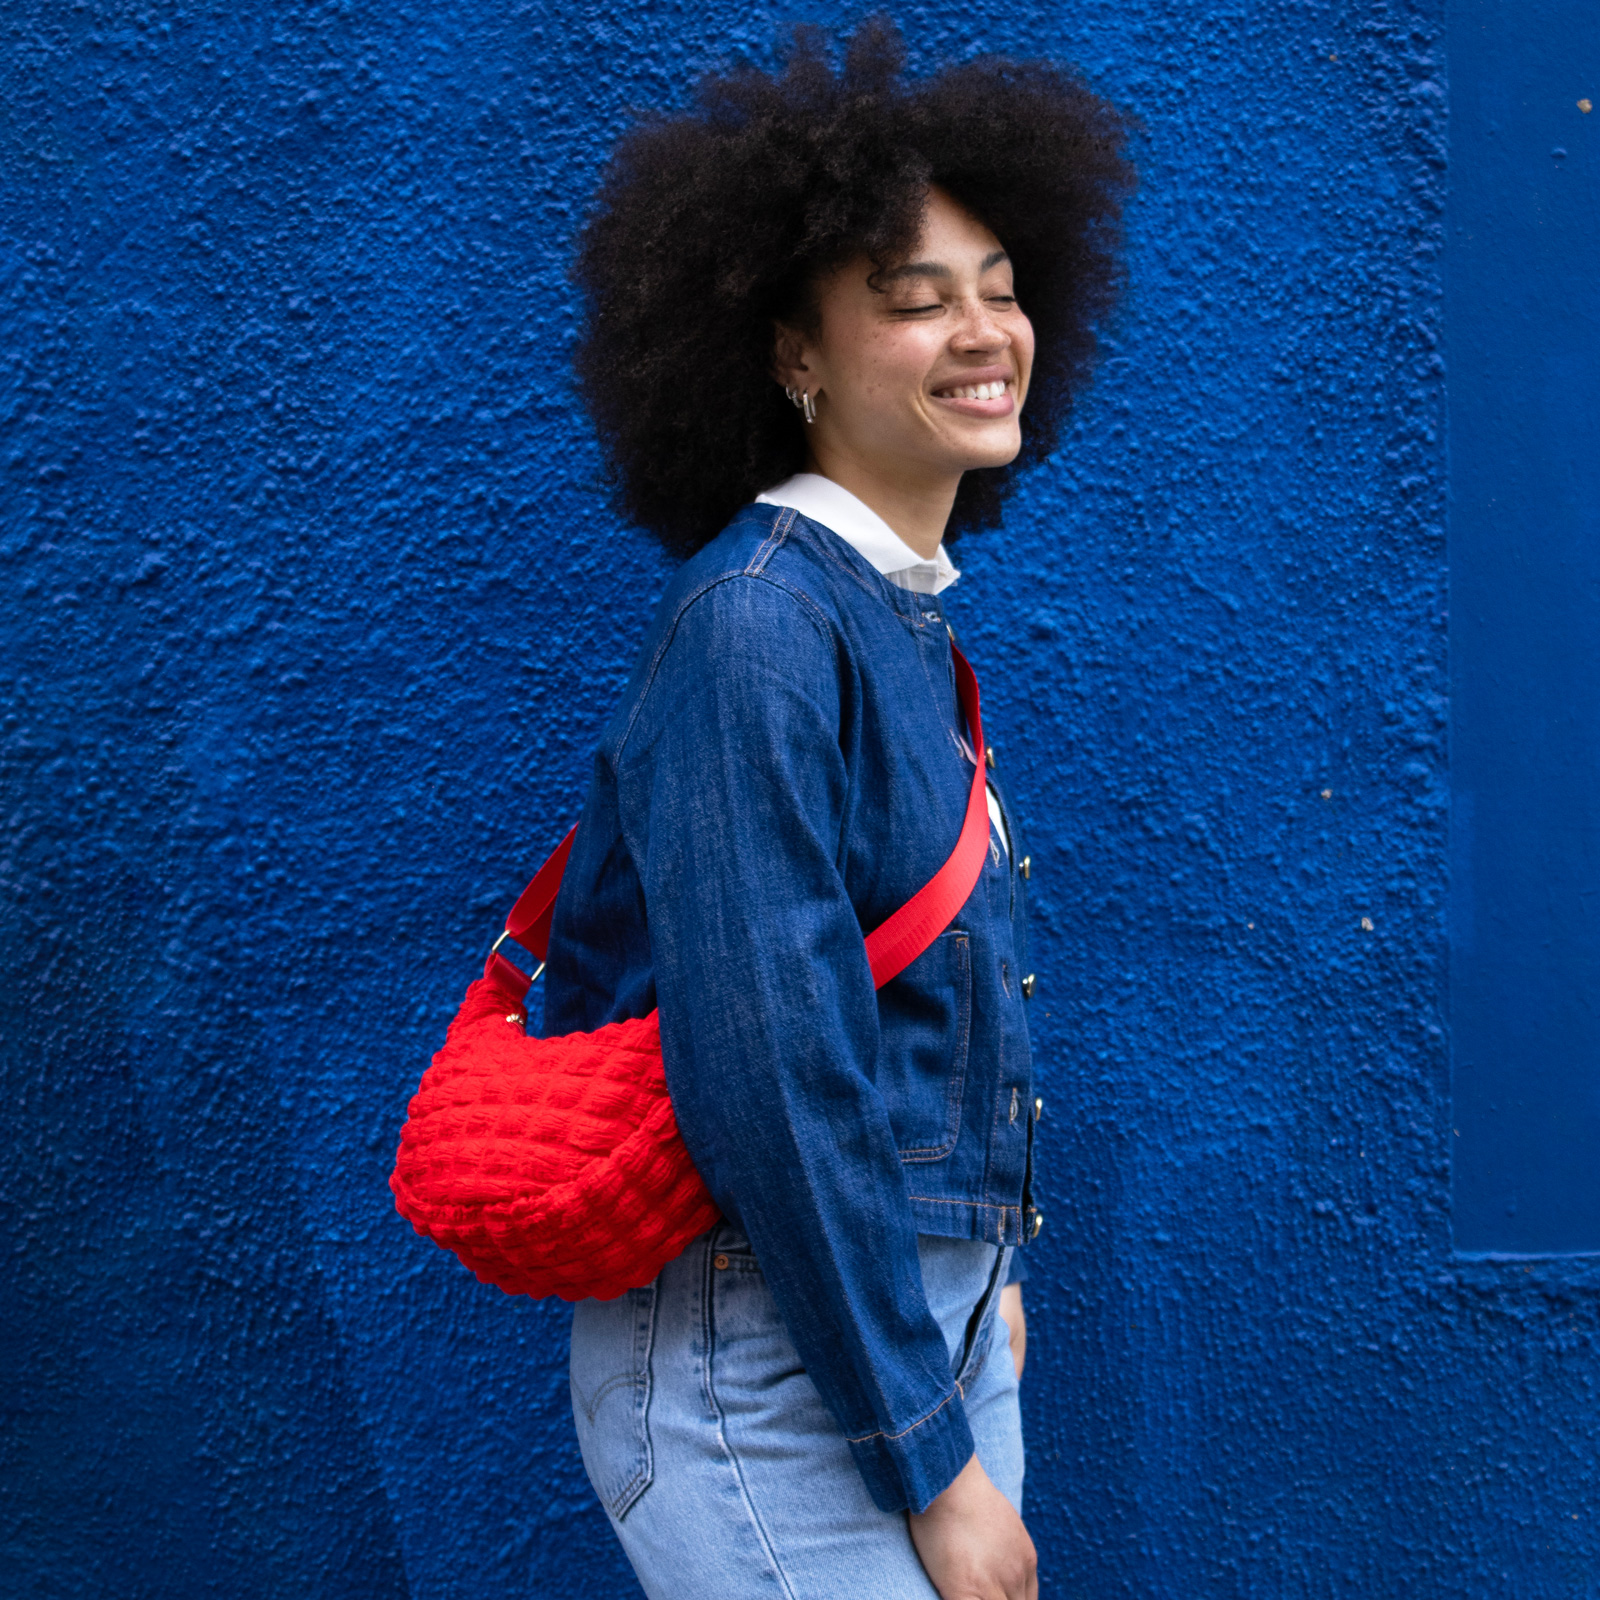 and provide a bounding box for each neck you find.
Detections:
[802,444,959,561]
